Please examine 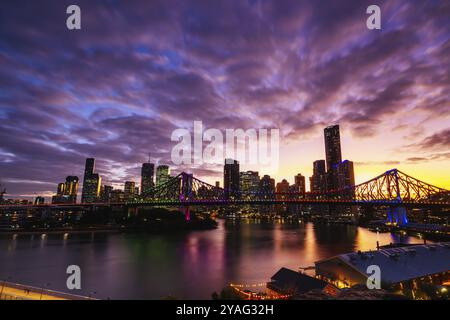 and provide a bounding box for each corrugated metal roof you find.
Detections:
[336,243,450,284]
